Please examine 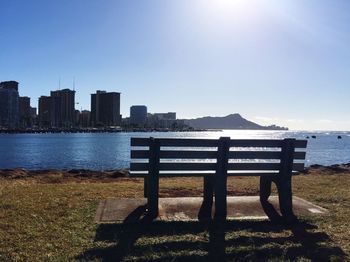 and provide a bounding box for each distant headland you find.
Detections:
[183,113,288,130]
